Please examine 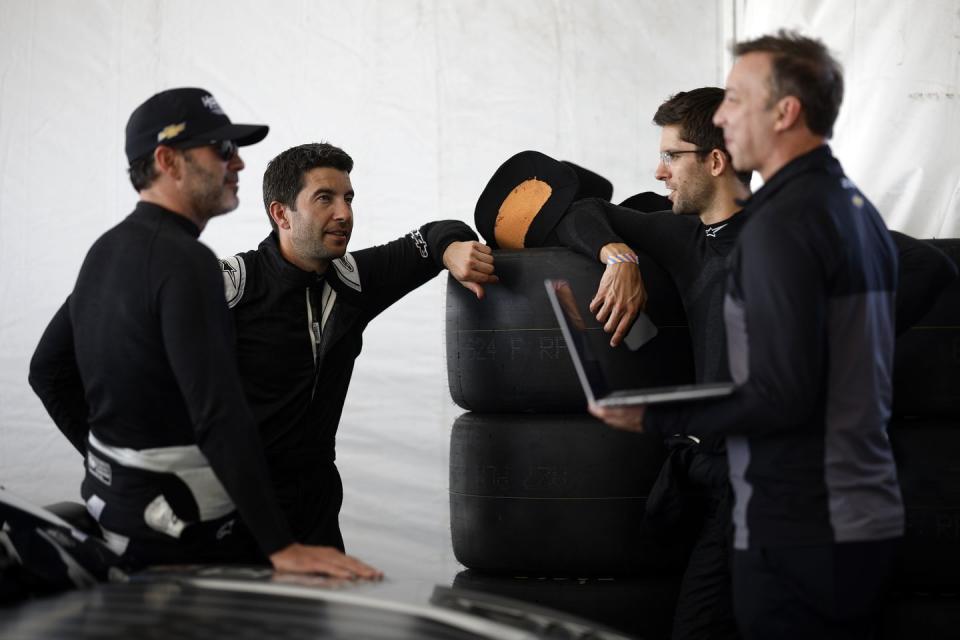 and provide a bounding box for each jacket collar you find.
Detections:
[133,201,201,238]
[258,232,324,287]
[701,208,749,236]
[740,145,841,213]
